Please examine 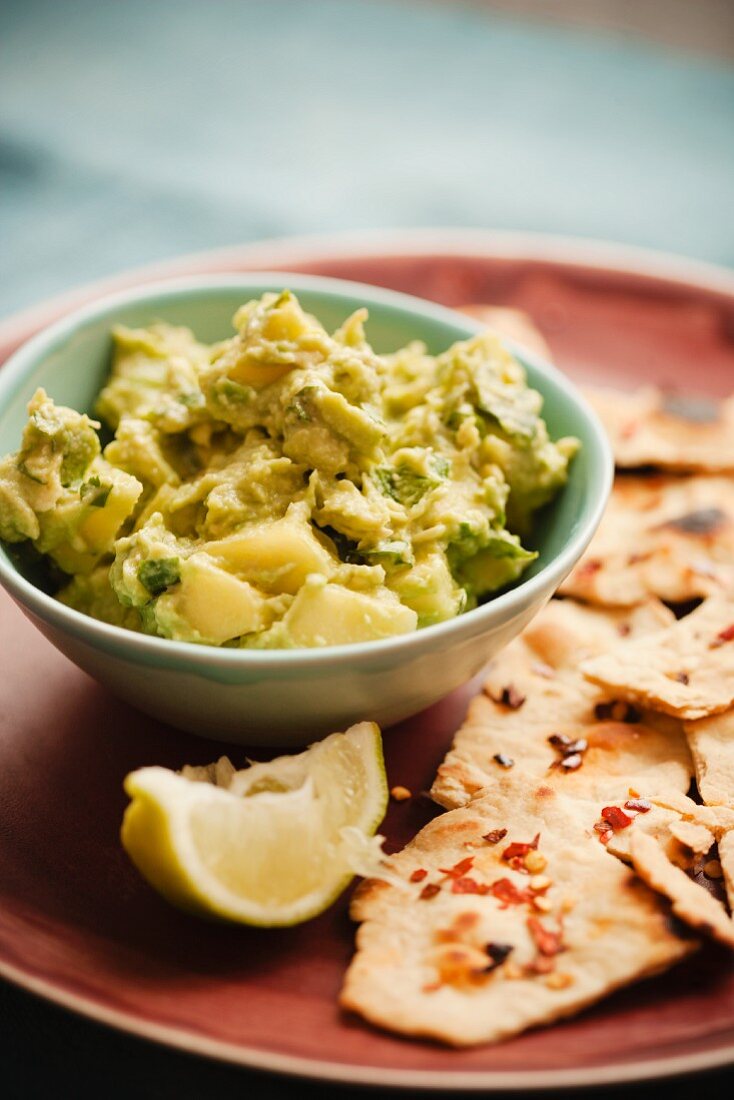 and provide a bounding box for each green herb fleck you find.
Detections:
[80,477,111,508]
[373,461,446,508]
[138,557,181,596]
[215,379,255,404]
[179,392,205,409]
[287,387,316,422]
